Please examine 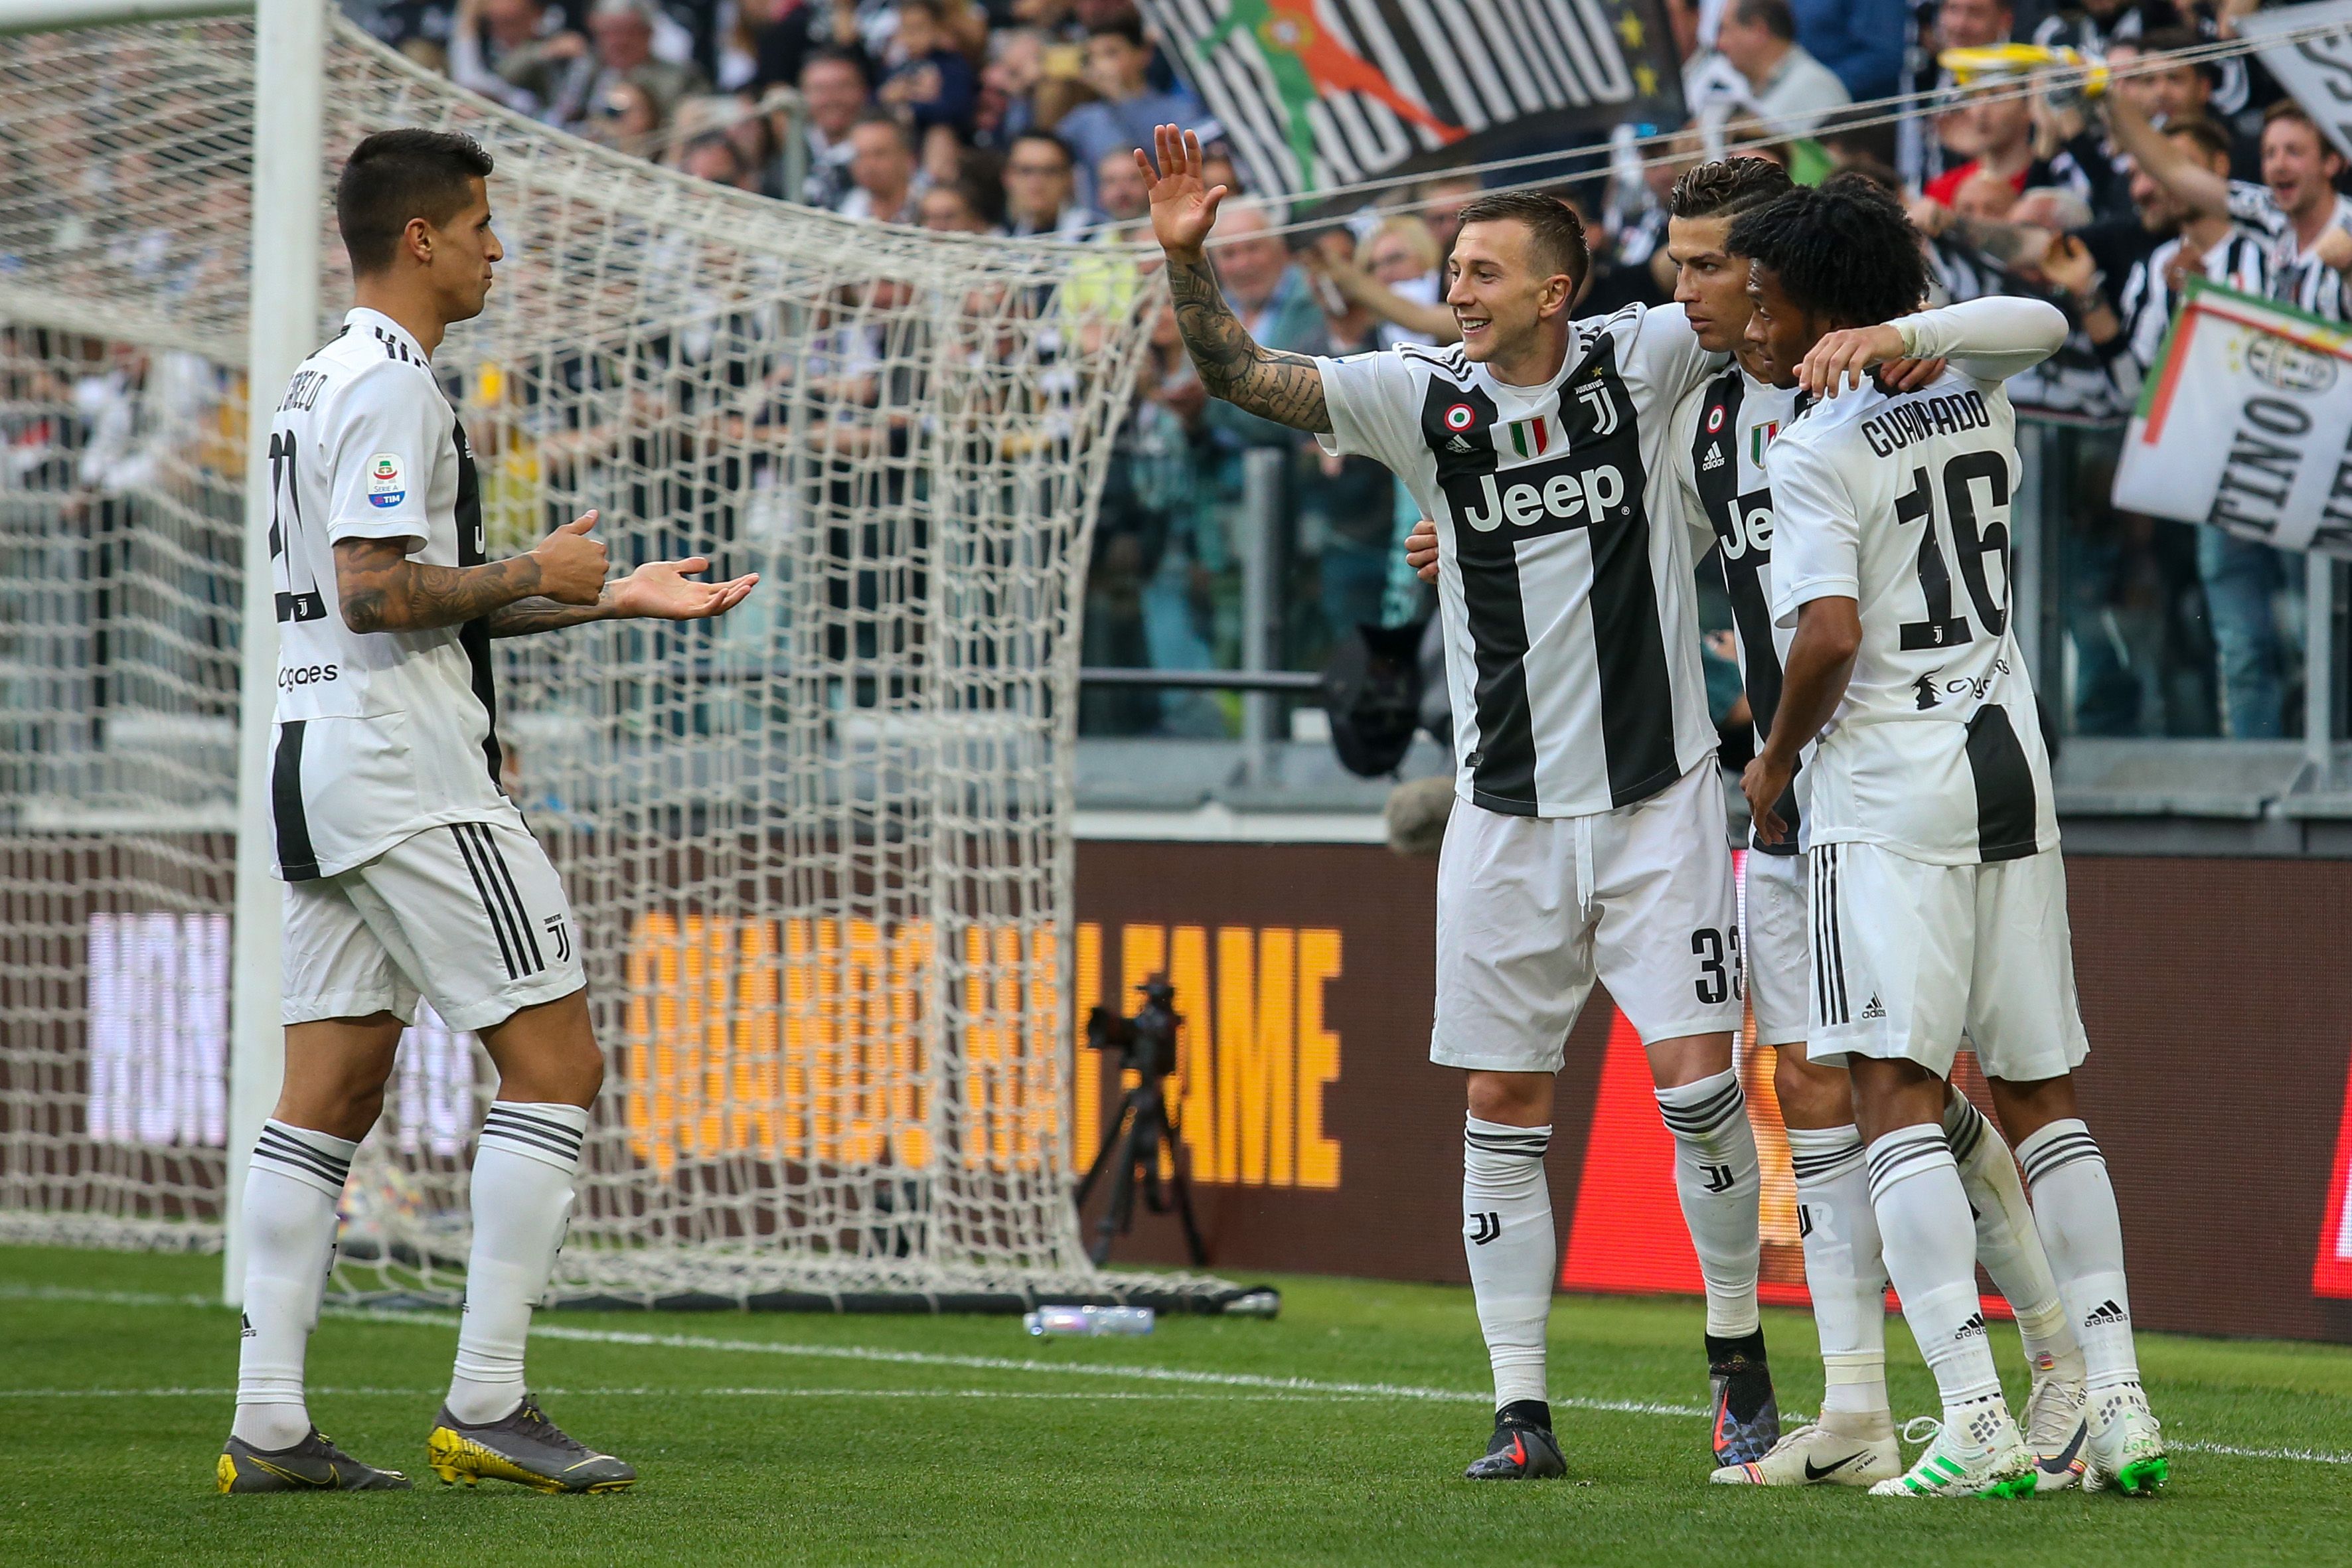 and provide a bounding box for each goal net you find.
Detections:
[0,13,1223,1309]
